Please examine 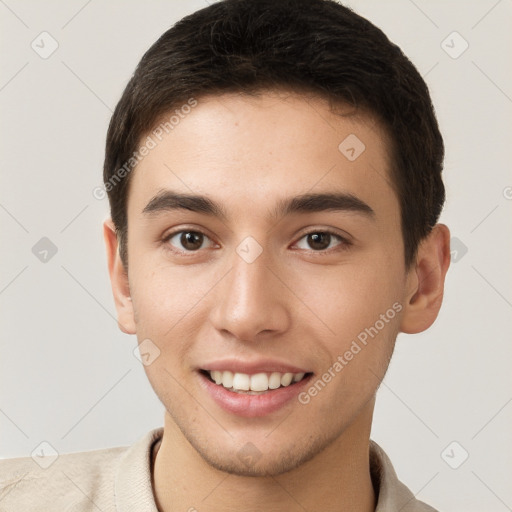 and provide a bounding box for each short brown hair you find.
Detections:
[103,0,445,268]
